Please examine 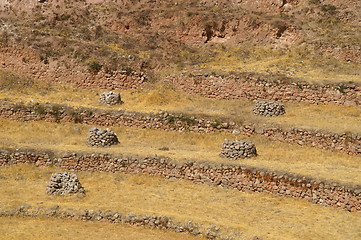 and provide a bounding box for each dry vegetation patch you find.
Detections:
[0,164,360,240]
[0,120,360,186]
[199,45,361,84]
